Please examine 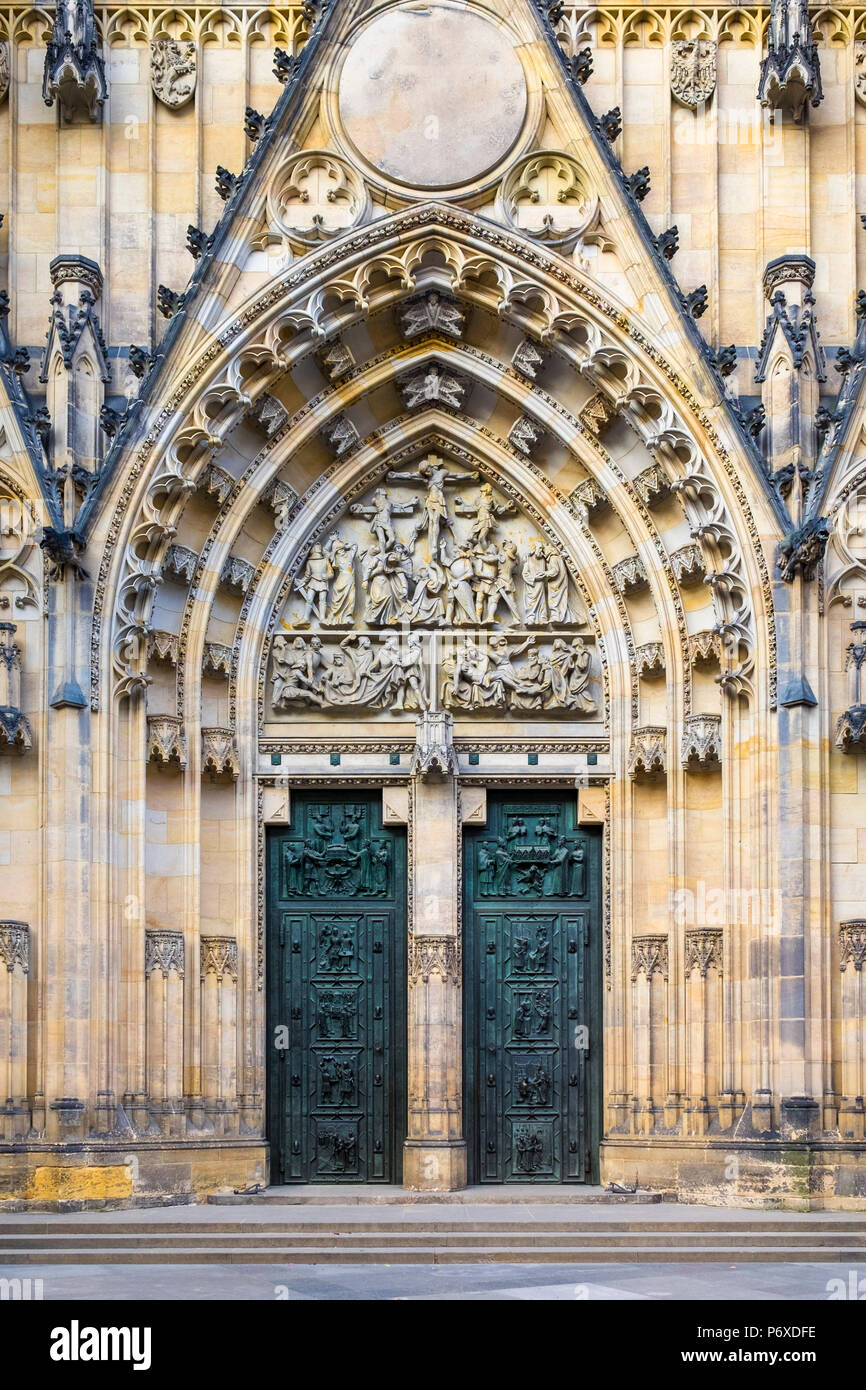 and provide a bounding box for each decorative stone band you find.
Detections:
[684,928,723,978]
[627,725,666,780]
[202,726,240,780]
[200,936,238,981]
[681,713,722,770]
[408,935,462,986]
[146,714,187,770]
[145,928,184,979]
[635,642,665,678]
[0,920,29,973]
[631,934,669,981]
[840,921,866,972]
